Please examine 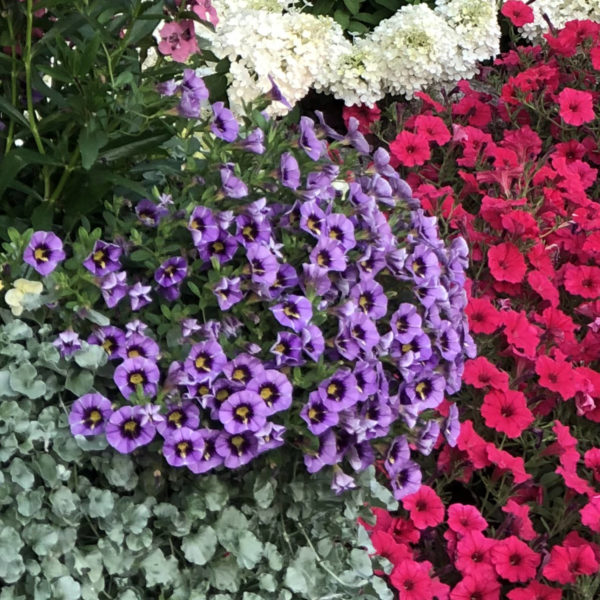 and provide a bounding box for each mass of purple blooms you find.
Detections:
[27,77,473,498]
